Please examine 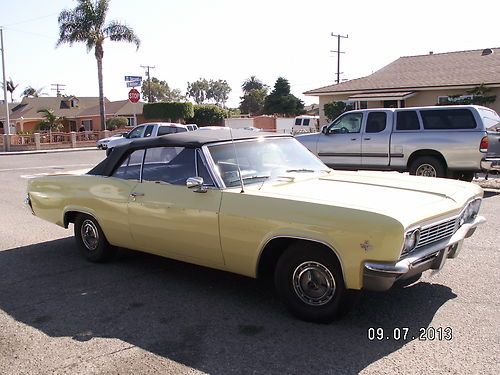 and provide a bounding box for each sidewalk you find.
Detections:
[0,147,97,156]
